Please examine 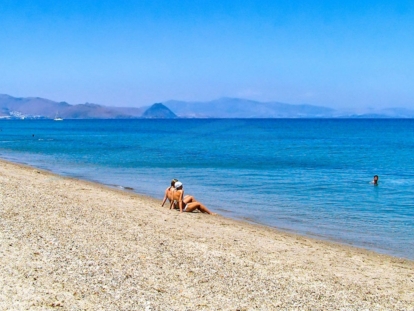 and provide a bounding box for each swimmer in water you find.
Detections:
[371,175,379,185]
